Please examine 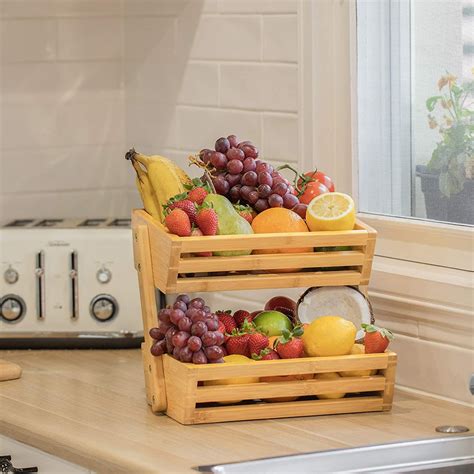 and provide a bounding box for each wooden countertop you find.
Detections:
[0,350,472,473]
